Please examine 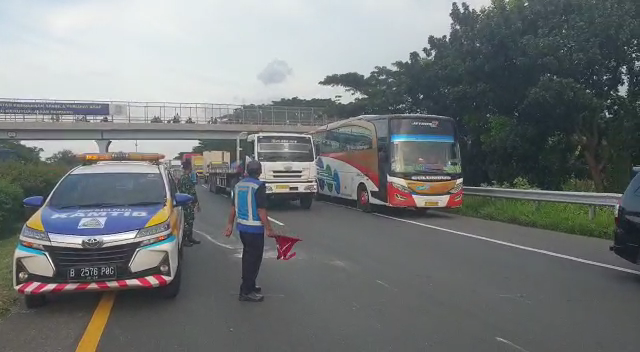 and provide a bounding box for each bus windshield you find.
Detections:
[389,118,461,174]
[257,136,315,163]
